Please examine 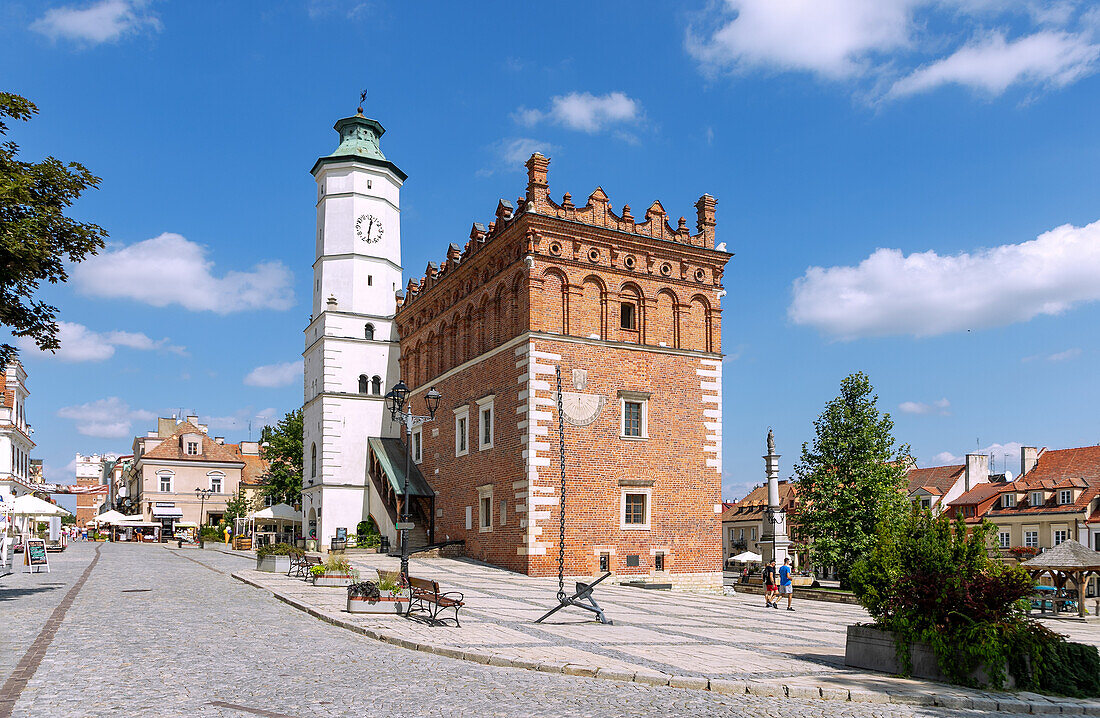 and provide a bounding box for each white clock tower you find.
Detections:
[301,107,404,548]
